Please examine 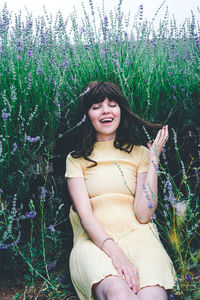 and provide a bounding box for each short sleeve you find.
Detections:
[137,146,149,174]
[65,153,84,179]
